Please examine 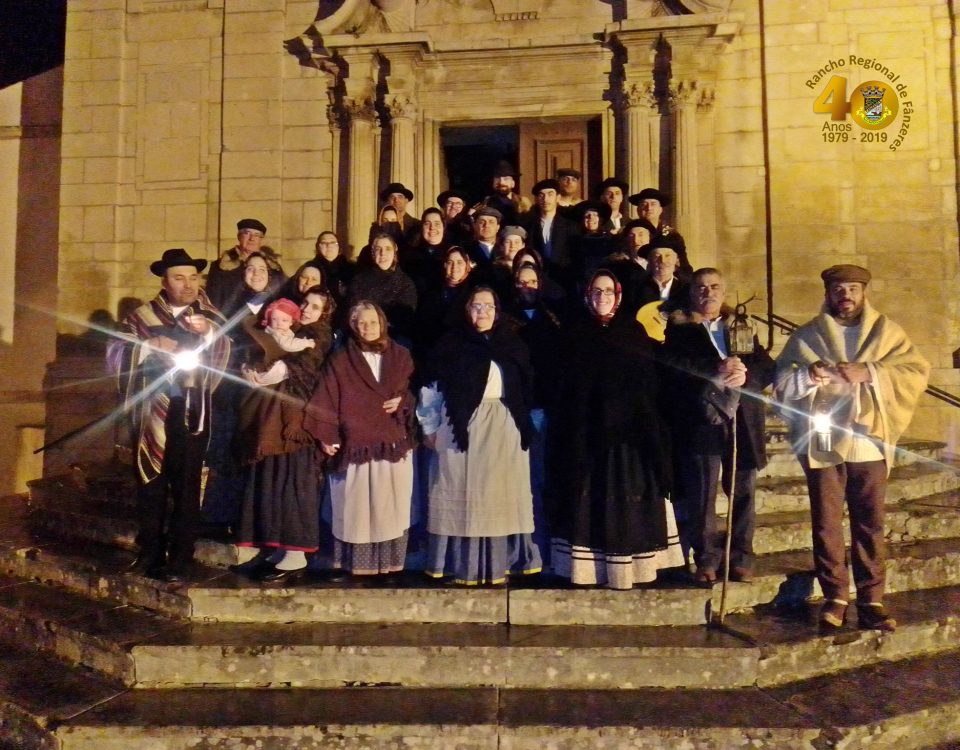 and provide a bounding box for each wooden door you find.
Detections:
[519,119,592,199]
